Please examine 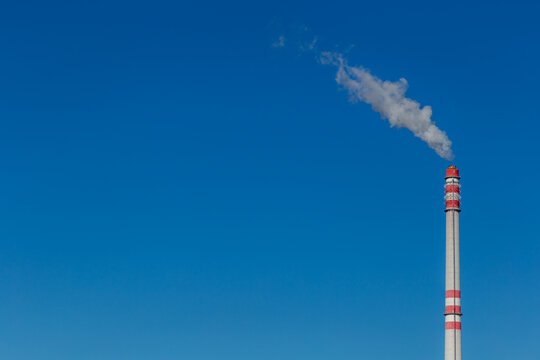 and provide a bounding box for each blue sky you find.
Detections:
[1,1,539,359]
